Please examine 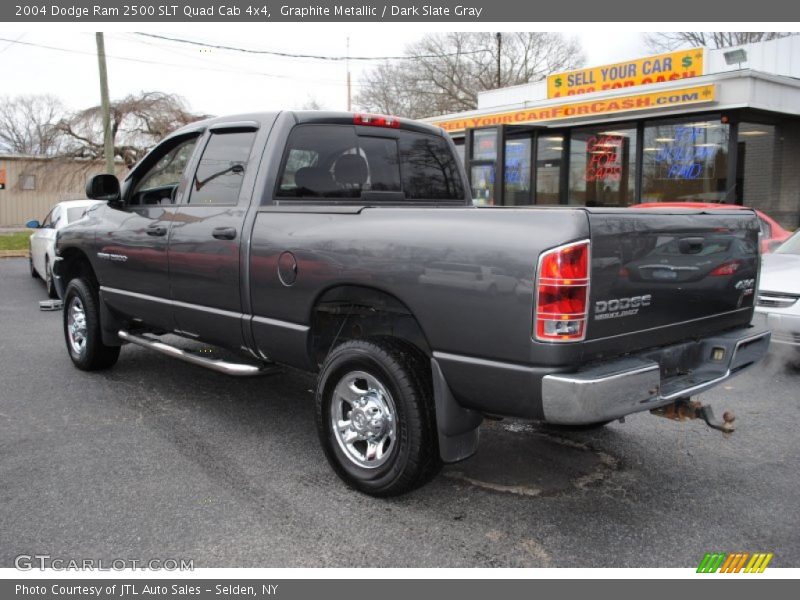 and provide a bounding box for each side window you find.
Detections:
[136,138,198,193]
[277,125,360,198]
[66,206,89,223]
[188,130,257,205]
